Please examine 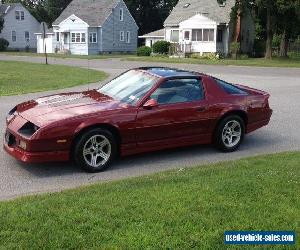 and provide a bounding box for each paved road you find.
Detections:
[0,54,300,200]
